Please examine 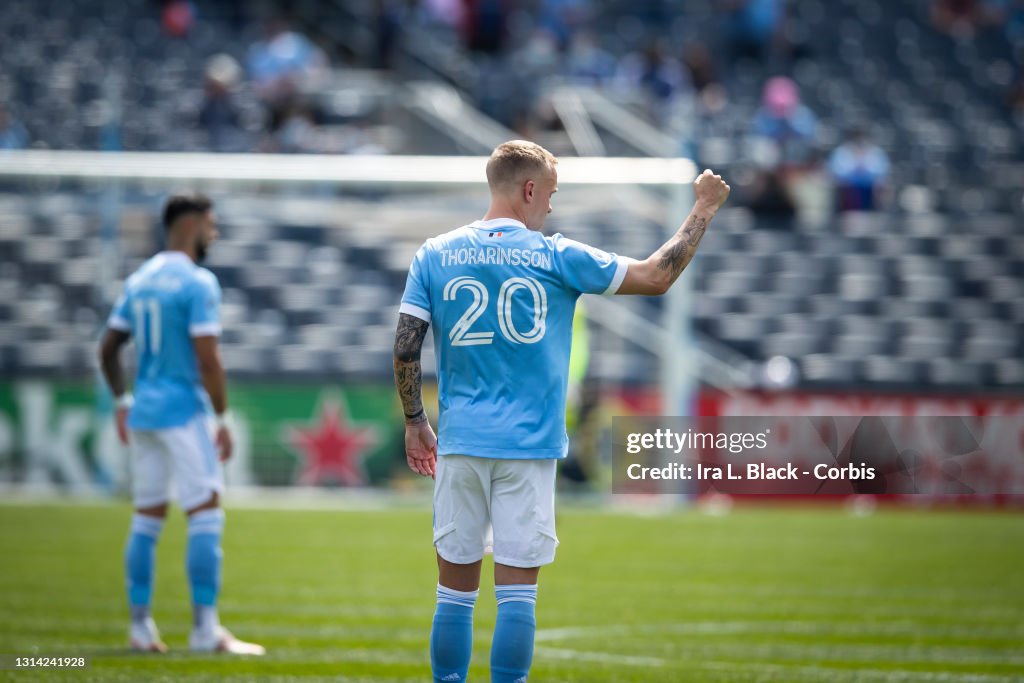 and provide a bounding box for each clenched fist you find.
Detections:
[693,169,731,212]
